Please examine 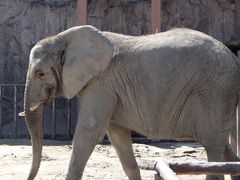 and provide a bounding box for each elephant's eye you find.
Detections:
[36,71,45,79]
